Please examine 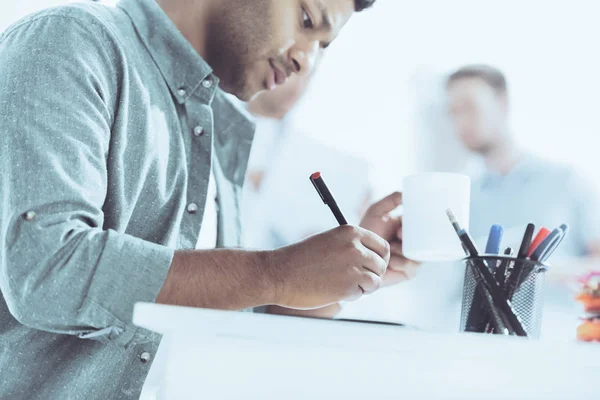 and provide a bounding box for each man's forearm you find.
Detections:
[156,249,280,310]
